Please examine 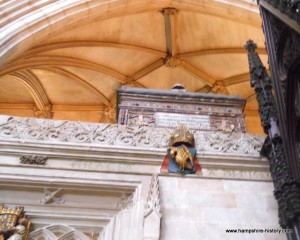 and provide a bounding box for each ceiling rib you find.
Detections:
[0,2,265,130]
[10,70,51,117]
[0,56,127,83]
[223,70,271,86]
[223,73,251,86]
[20,41,166,59]
[178,47,267,58]
[179,59,215,86]
[52,105,106,111]
[134,82,146,88]
[171,1,261,27]
[129,58,165,81]
[162,8,178,57]
[0,0,51,28]
[0,102,34,109]
[196,85,212,93]
[36,66,110,106]
[246,92,256,102]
